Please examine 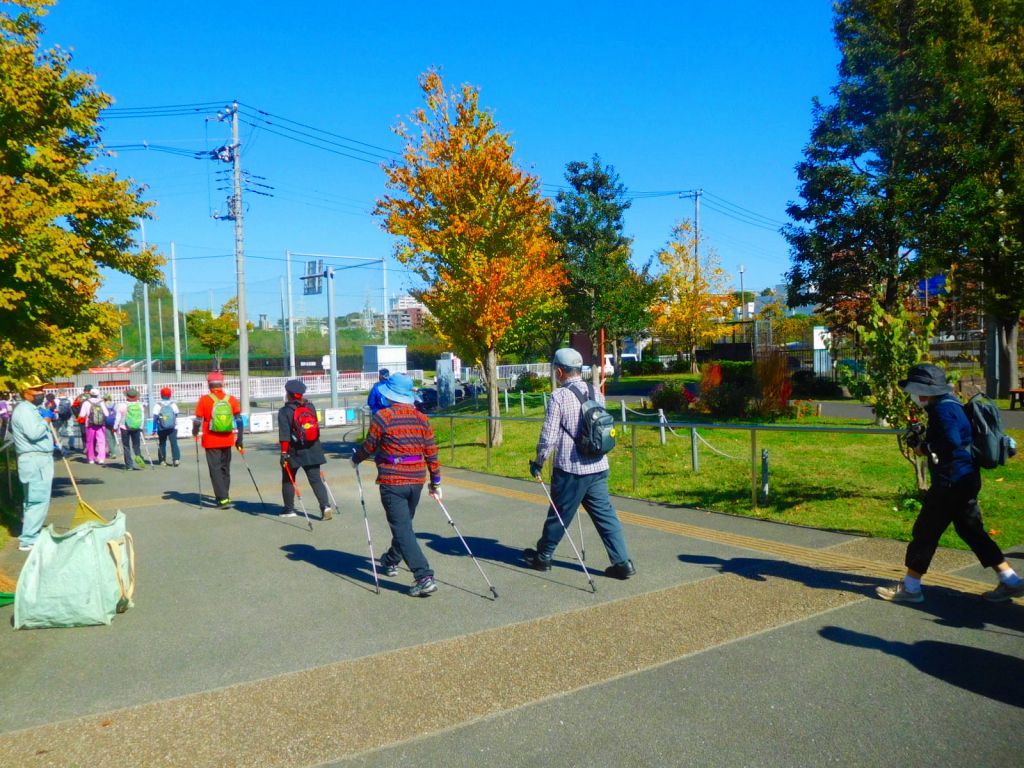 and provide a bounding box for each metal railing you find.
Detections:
[431,411,900,507]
